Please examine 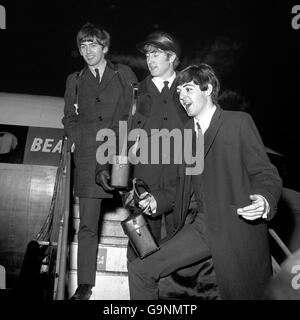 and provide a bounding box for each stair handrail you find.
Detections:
[53,136,71,300]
